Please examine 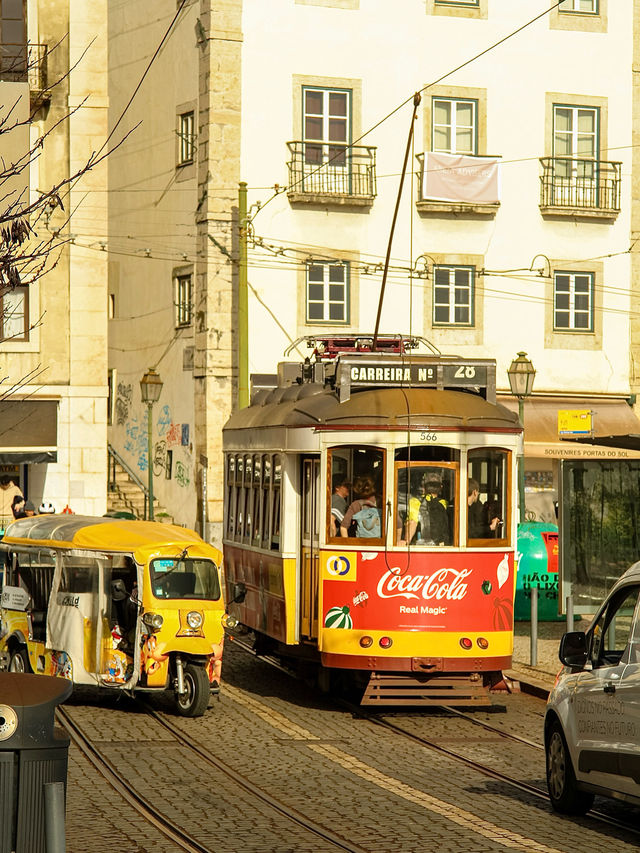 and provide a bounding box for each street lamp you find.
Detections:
[507,352,536,525]
[140,368,163,520]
